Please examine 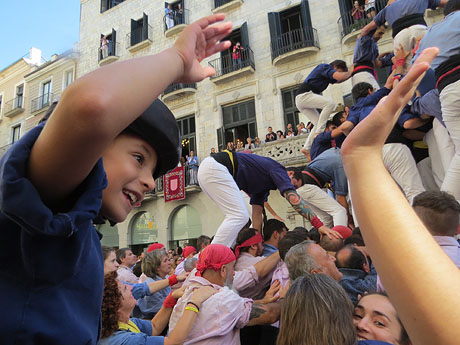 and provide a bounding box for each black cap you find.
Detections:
[127,99,181,178]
